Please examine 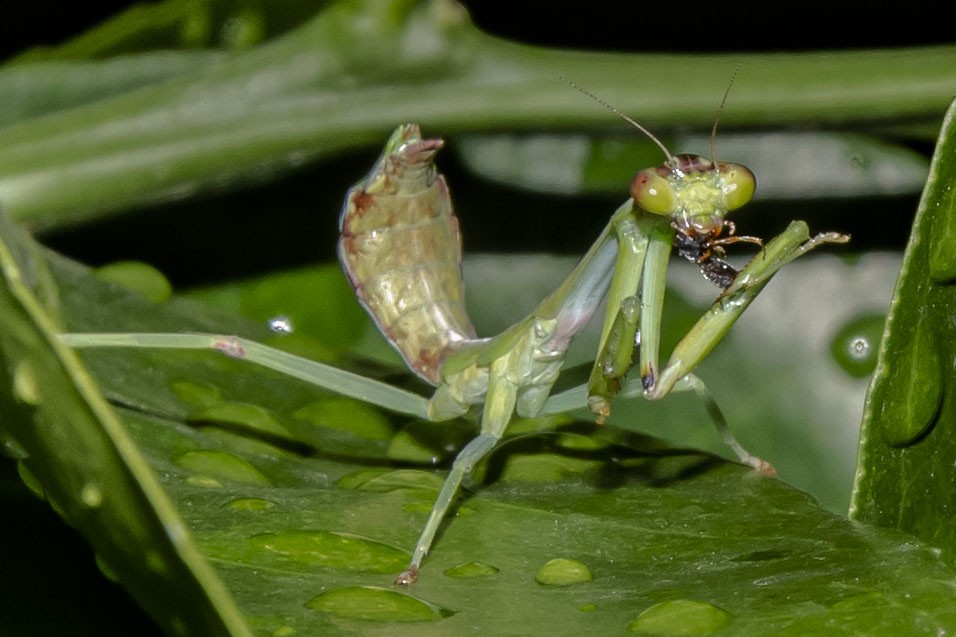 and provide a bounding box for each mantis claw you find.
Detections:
[394,567,419,586]
[587,395,612,425]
